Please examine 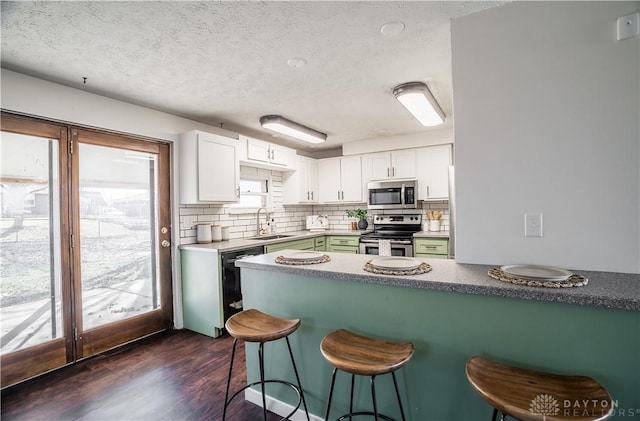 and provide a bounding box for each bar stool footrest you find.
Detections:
[335,411,396,421]
[226,379,303,419]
